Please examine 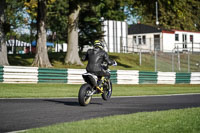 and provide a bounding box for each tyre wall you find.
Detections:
[0,66,199,84]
